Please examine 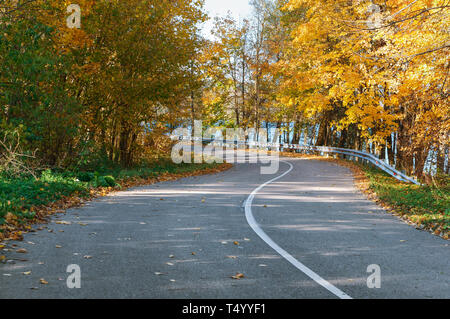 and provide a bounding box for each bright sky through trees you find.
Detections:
[202,0,252,38]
